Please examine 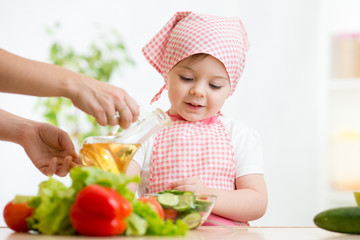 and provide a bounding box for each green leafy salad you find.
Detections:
[14,166,188,236]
